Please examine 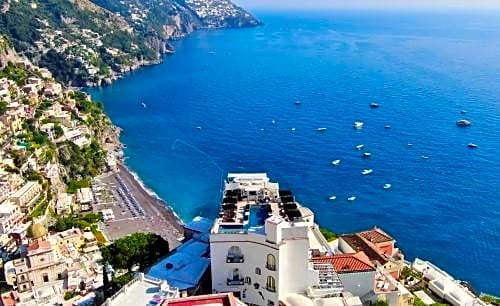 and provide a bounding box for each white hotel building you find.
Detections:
[210,173,358,306]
